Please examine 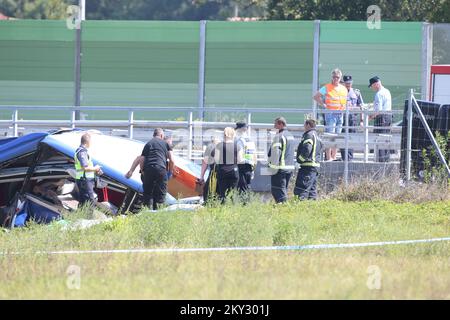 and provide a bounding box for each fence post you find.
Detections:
[71,109,76,129]
[421,23,433,101]
[188,111,193,160]
[128,110,134,139]
[364,110,369,163]
[247,112,252,138]
[12,109,18,137]
[73,17,82,120]
[406,89,414,181]
[312,20,321,121]
[344,106,349,187]
[198,20,207,120]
